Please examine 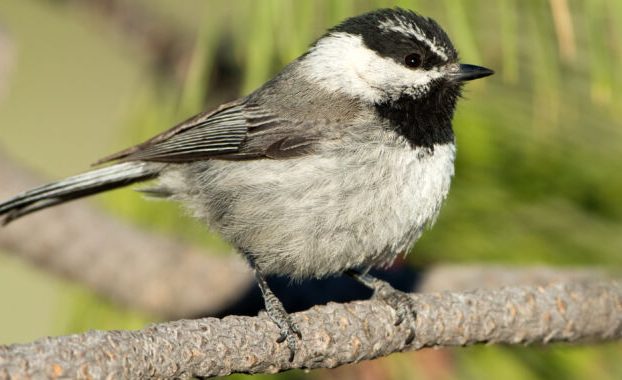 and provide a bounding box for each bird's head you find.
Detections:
[299,8,493,105]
